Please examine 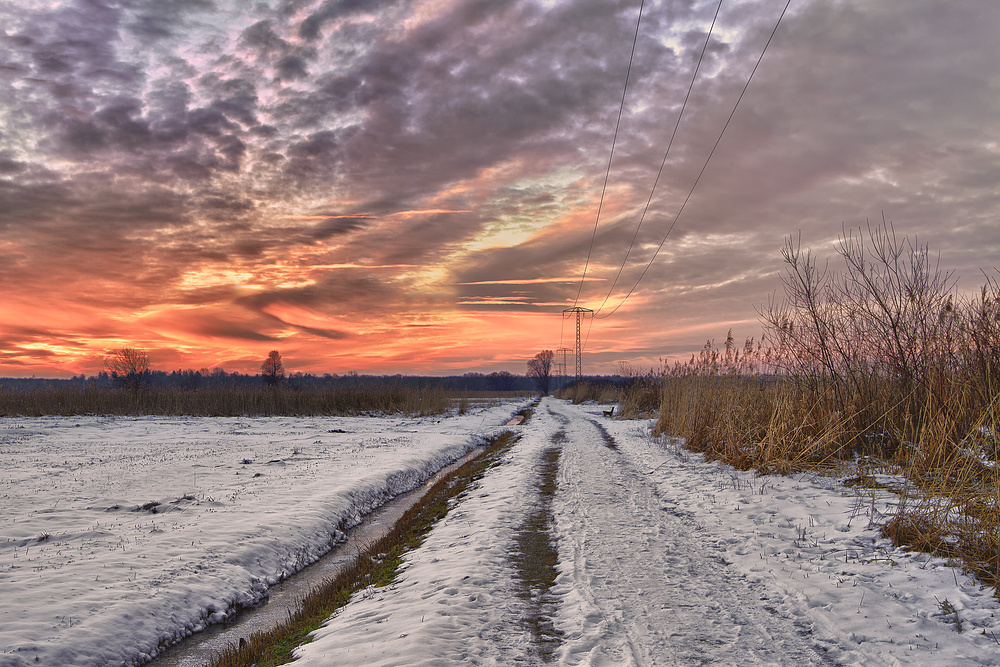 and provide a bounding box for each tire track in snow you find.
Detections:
[509,440,564,662]
[548,399,834,666]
